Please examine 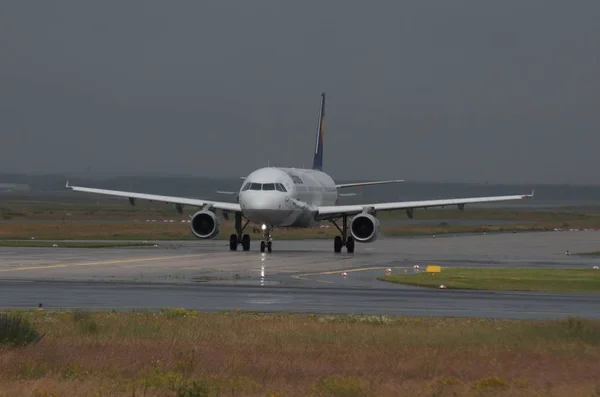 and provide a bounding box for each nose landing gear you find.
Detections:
[330,214,355,253]
[260,225,273,253]
[228,213,273,253]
